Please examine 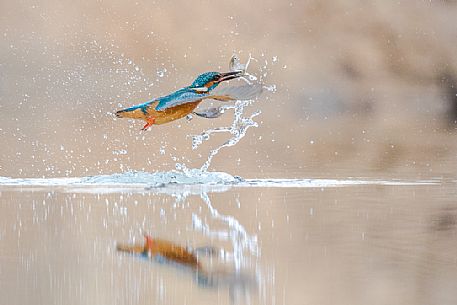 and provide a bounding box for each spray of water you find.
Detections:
[192,101,261,171]
[183,54,274,173]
